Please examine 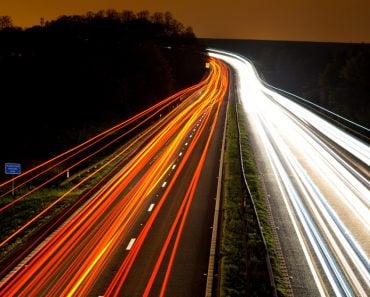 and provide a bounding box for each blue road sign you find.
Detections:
[5,163,21,175]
